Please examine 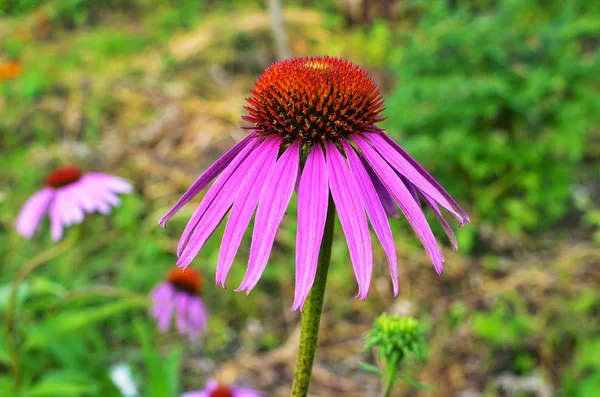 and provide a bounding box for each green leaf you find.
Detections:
[0,282,30,311]
[359,362,384,375]
[398,376,436,391]
[135,320,181,397]
[22,372,98,397]
[25,300,144,349]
